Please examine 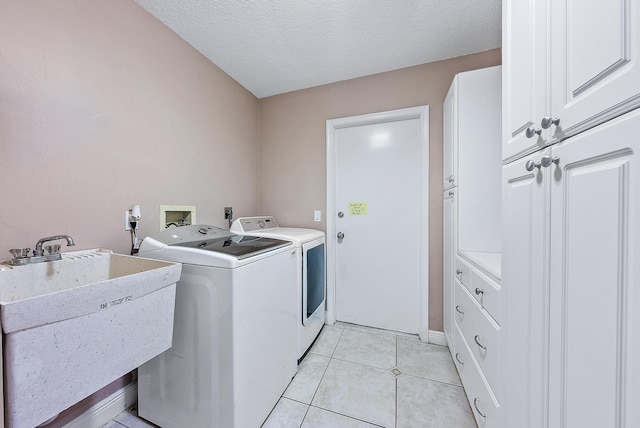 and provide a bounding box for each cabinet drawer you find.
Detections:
[471,268,502,325]
[453,324,501,428]
[454,280,501,401]
[455,256,473,287]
